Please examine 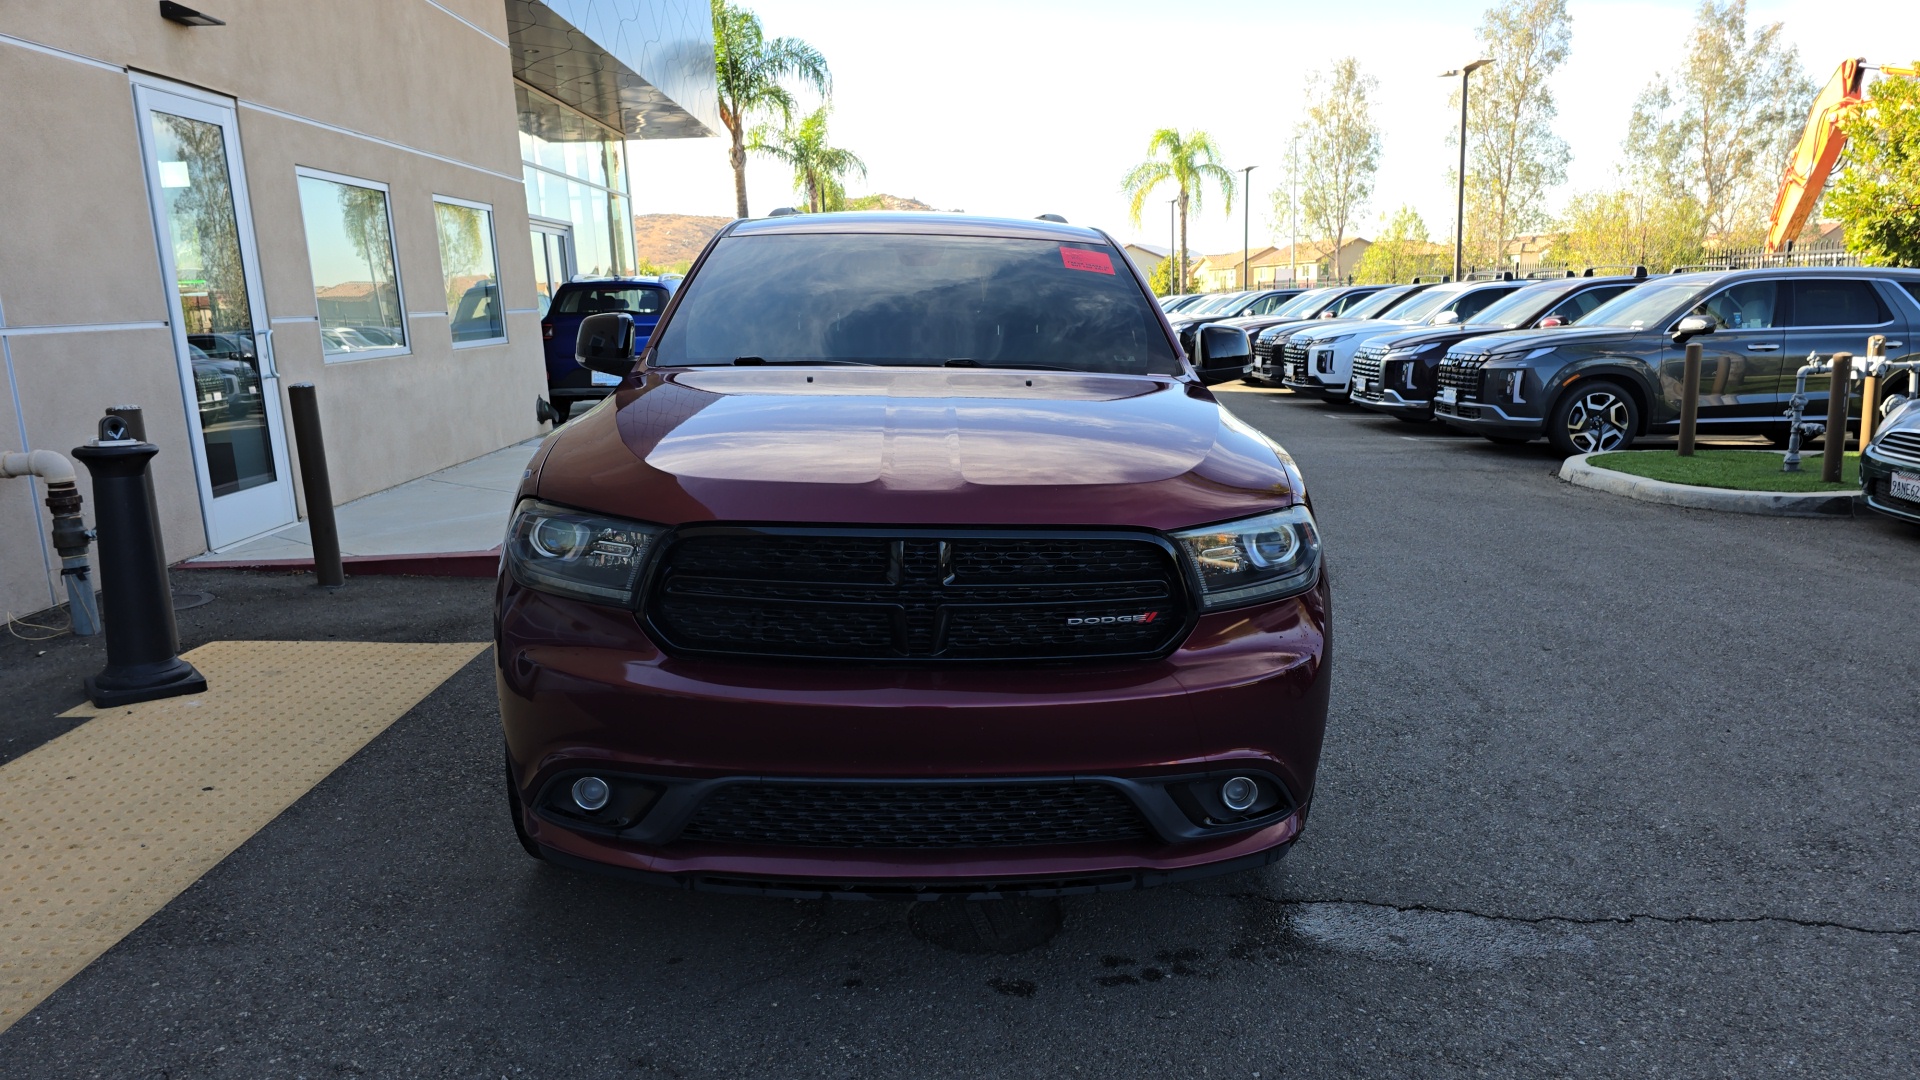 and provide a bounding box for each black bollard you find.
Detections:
[286,384,344,589]
[73,418,207,707]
